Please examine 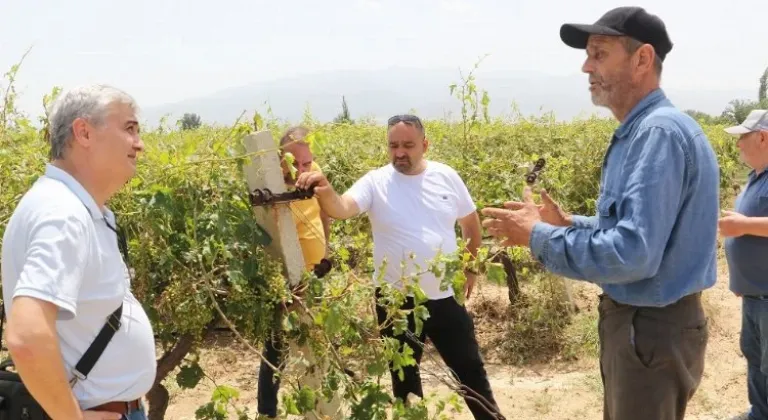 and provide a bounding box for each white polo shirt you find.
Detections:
[1,164,156,409]
[345,160,476,300]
